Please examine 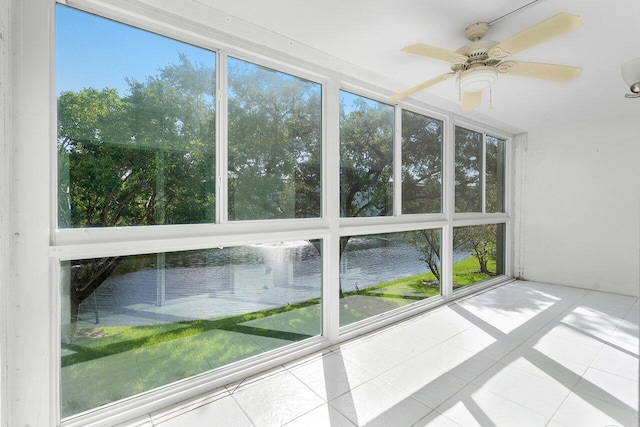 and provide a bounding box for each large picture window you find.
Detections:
[227,58,322,220]
[60,241,322,417]
[56,5,216,228]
